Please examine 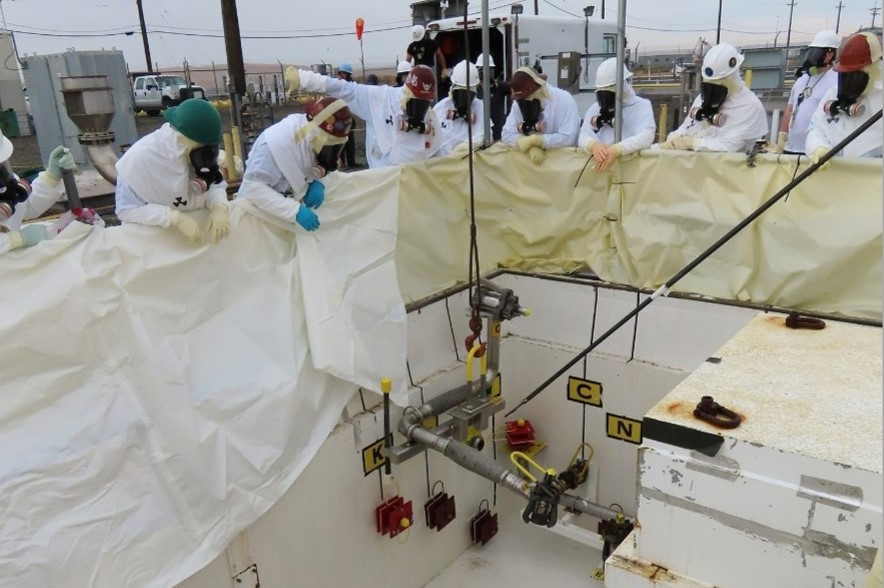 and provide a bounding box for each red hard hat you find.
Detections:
[304,96,353,137]
[405,65,436,100]
[835,32,883,72]
[510,67,546,100]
